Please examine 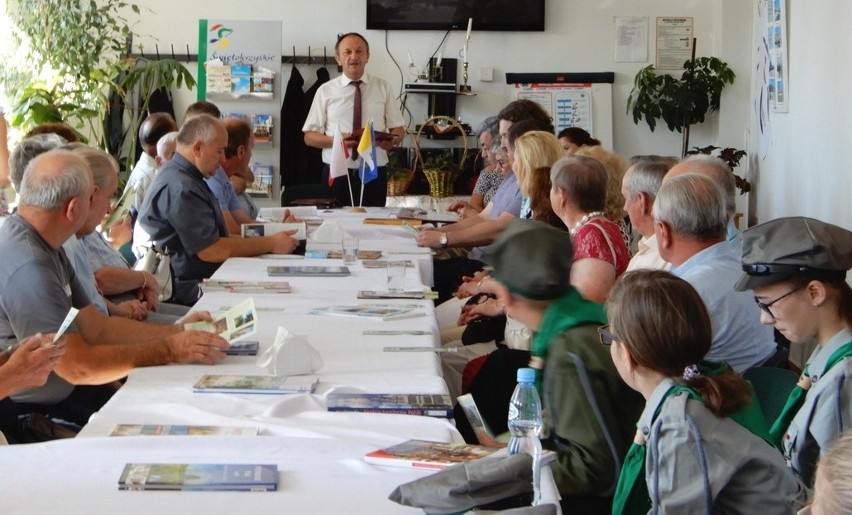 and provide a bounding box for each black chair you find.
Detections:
[279,183,331,207]
[743,367,799,427]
